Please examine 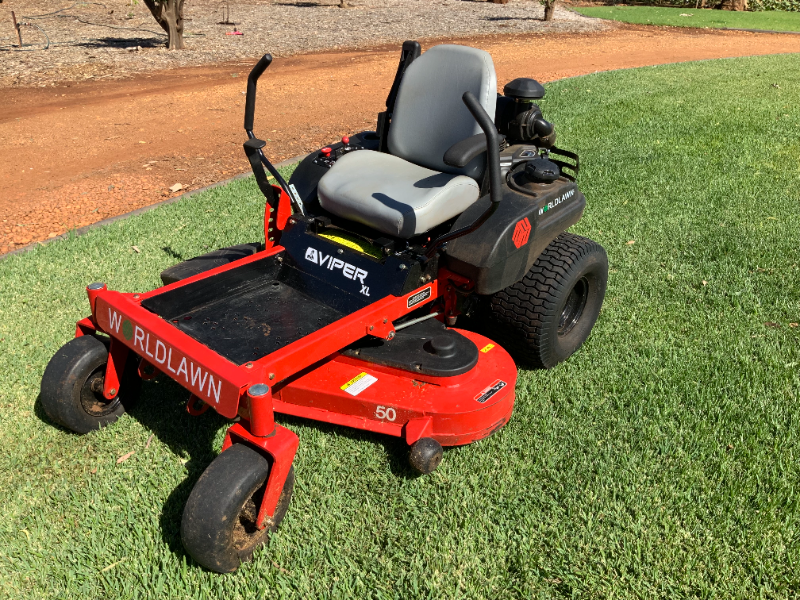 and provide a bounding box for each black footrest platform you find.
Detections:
[143,254,350,365]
